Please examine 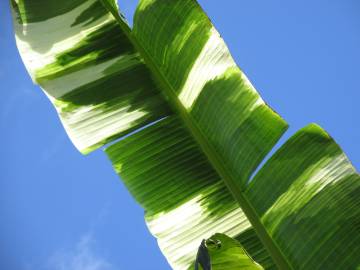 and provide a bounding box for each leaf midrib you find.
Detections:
[102,2,293,269]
